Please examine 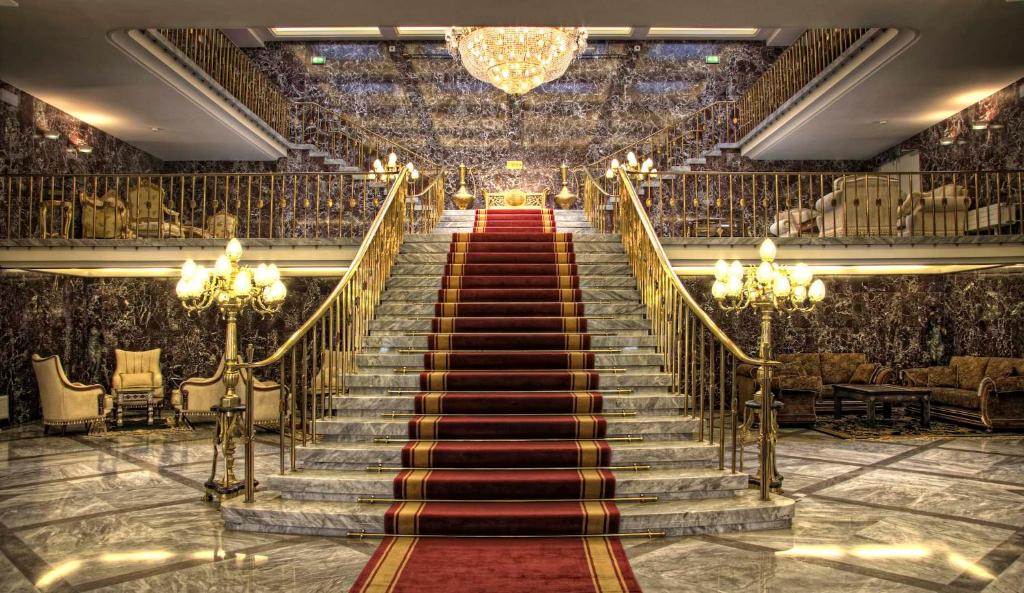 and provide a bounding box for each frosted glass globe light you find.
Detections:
[758,238,776,263]
[226,238,243,261]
